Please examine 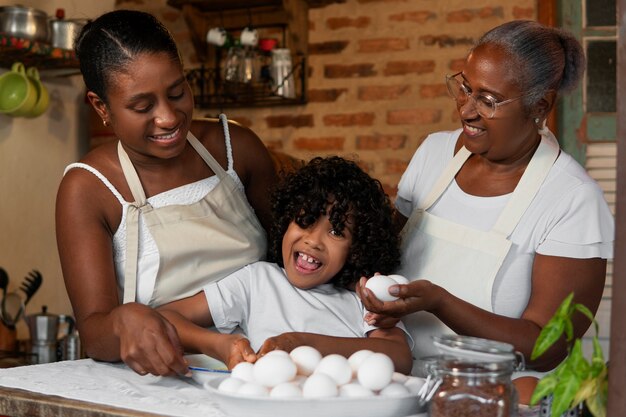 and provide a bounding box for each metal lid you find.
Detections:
[432,335,524,369]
